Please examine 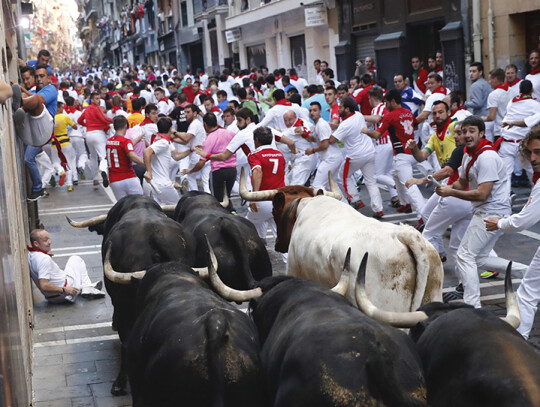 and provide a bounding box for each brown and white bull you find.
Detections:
[240,168,443,312]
